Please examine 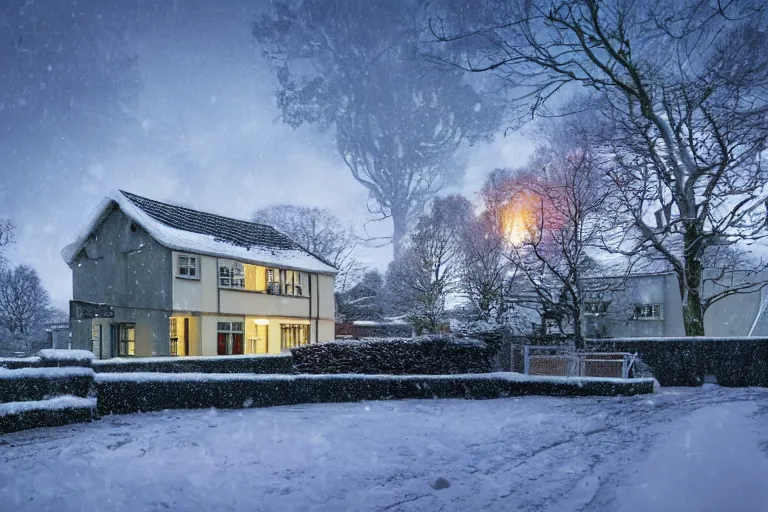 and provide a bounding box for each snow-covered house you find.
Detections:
[62,191,337,358]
